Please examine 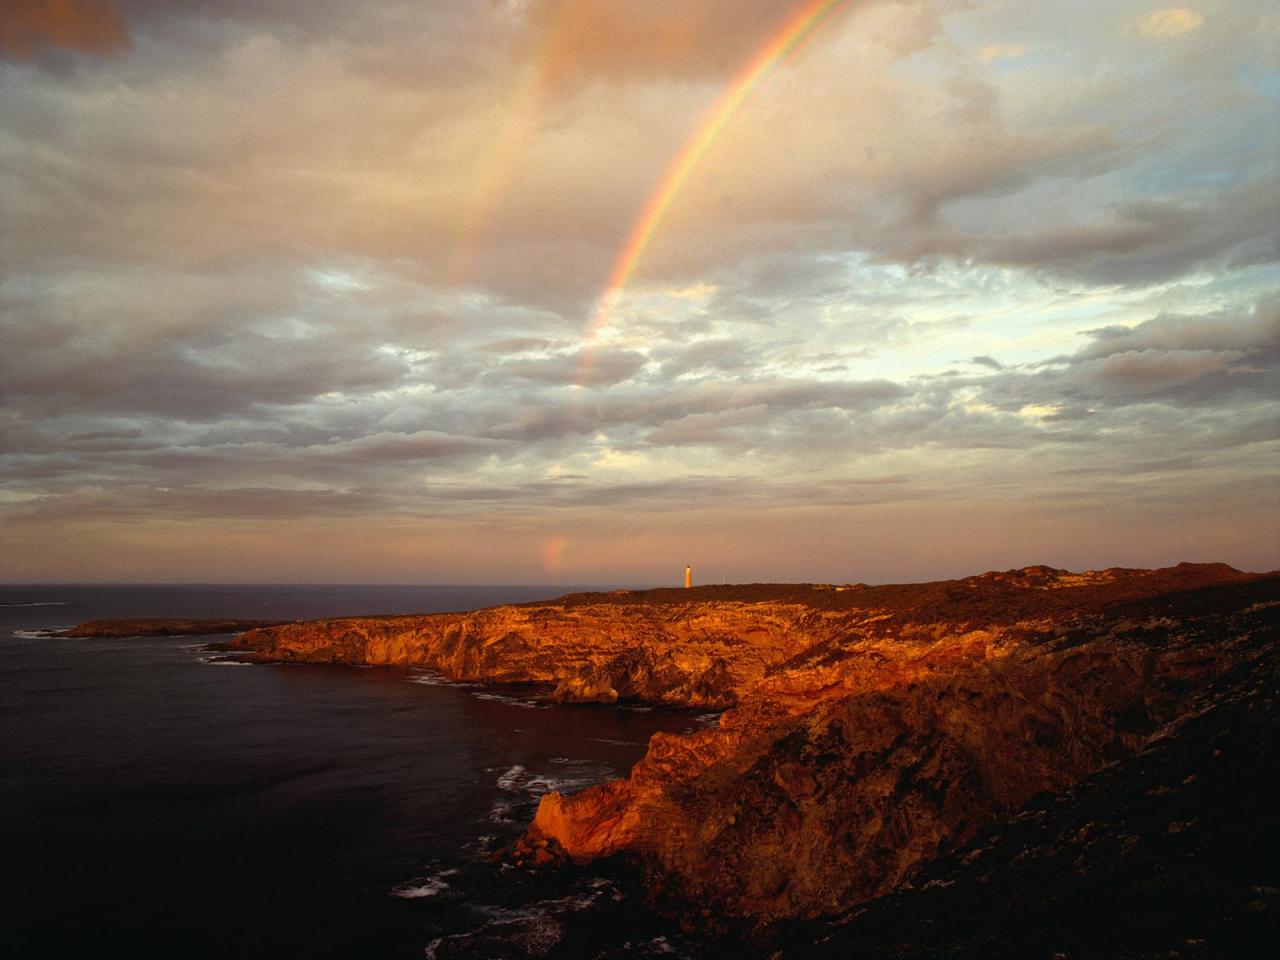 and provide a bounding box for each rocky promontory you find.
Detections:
[223,563,1278,947]
[230,597,835,708]
[61,618,287,638]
